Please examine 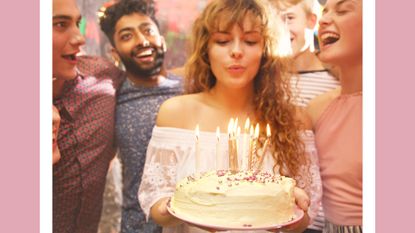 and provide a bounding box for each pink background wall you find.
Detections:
[1,0,39,232]
[376,0,415,232]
